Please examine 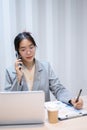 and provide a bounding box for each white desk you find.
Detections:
[0,96,87,130]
